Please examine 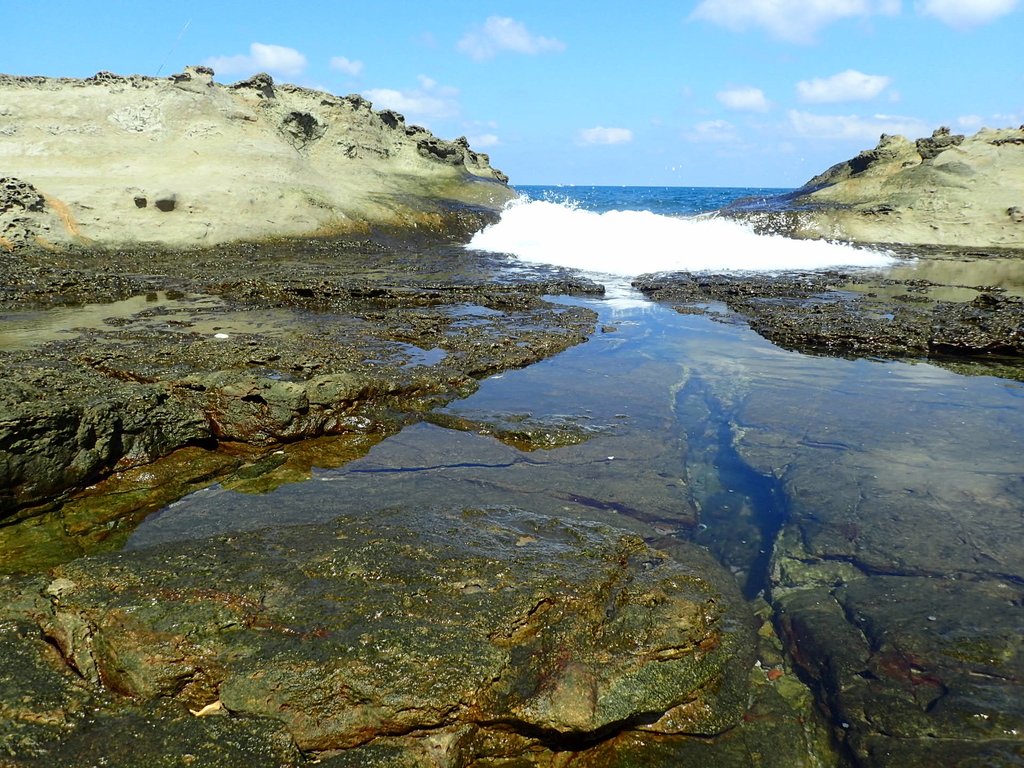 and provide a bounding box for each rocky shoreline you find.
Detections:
[726,126,1024,250]
[2,73,1024,766]
[634,245,1024,380]
[0,233,602,525]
